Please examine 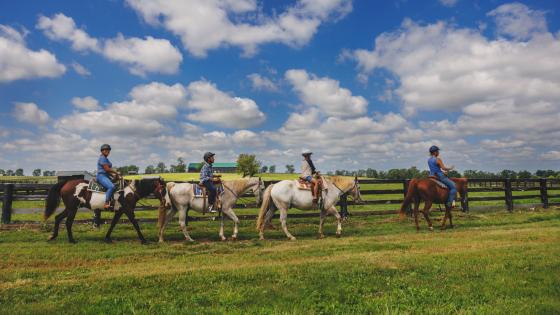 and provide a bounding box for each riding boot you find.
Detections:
[208,203,217,213]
